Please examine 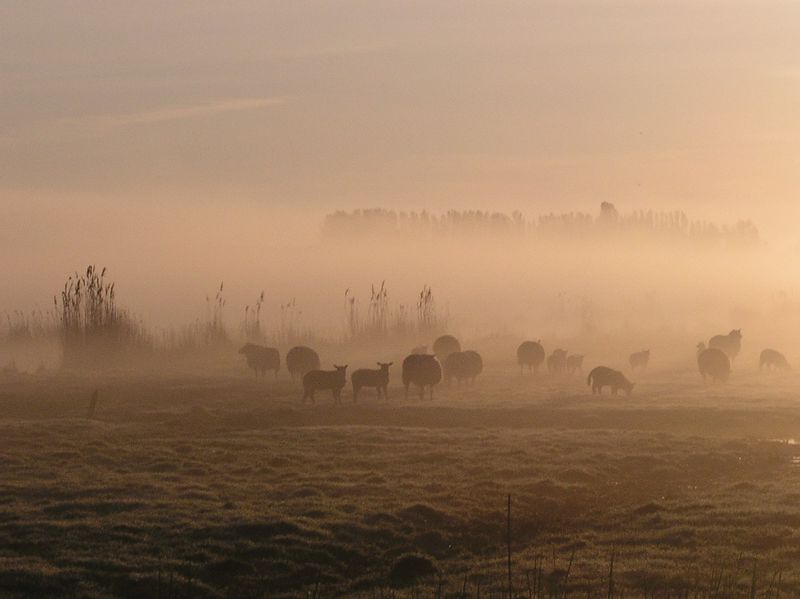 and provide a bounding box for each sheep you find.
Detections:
[238,343,280,379]
[547,349,568,374]
[286,346,321,382]
[443,350,483,384]
[432,335,461,363]
[760,349,791,372]
[566,354,584,375]
[351,362,392,401]
[629,350,650,372]
[587,366,634,396]
[402,354,442,400]
[517,340,545,375]
[697,342,730,384]
[302,365,348,403]
[709,329,742,363]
